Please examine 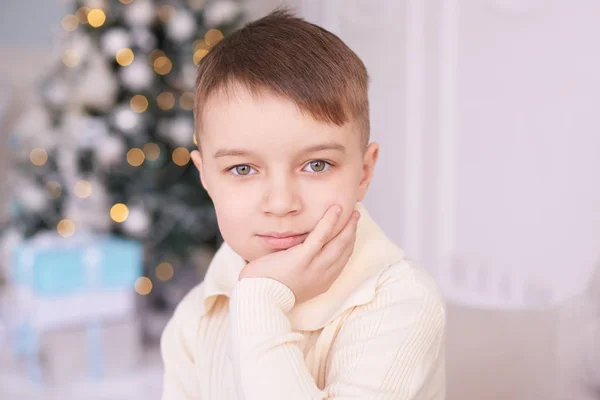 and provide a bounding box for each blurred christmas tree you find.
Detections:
[1,0,243,312]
